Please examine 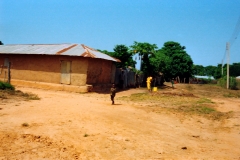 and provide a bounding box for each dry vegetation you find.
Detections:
[119,84,239,120]
[0,89,40,101]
